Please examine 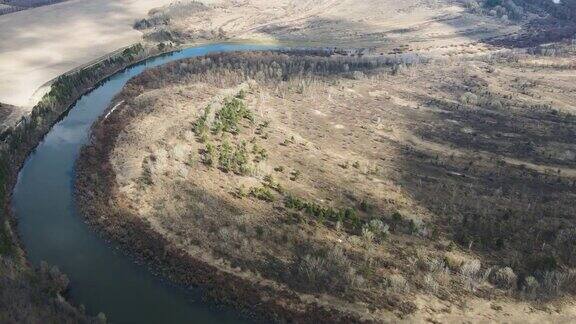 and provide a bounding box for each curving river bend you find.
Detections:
[12,44,273,324]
